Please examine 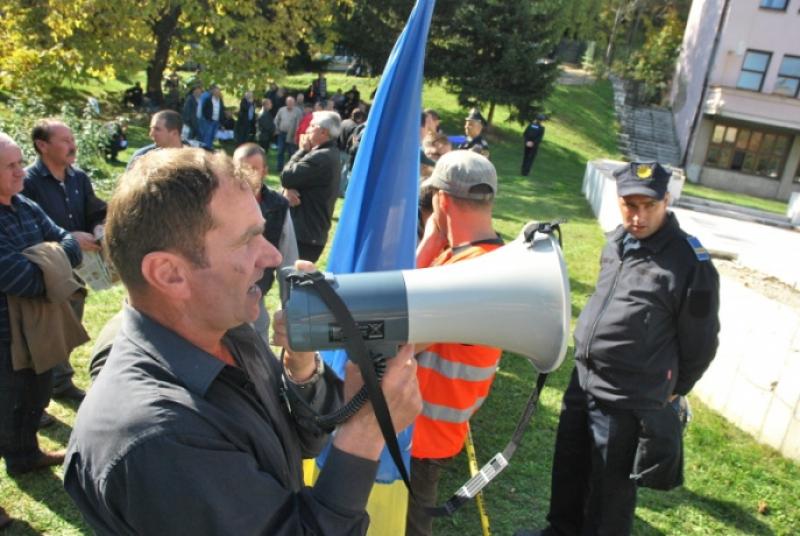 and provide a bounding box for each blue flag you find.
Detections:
[312,0,435,530]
